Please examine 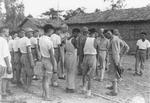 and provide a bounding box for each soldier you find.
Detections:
[39,24,57,101]
[19,28,34,92]
[50,27,61,87]
[59,24,70,79]
[77,27,88,75]
[135,32,150,76]
[30,29,40,80]
[0,27,12,97]
[82,28,98,97]
[105,30,129,96]
[11,31,22,86]
[64,28,78,93]
[96,28,110,82]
